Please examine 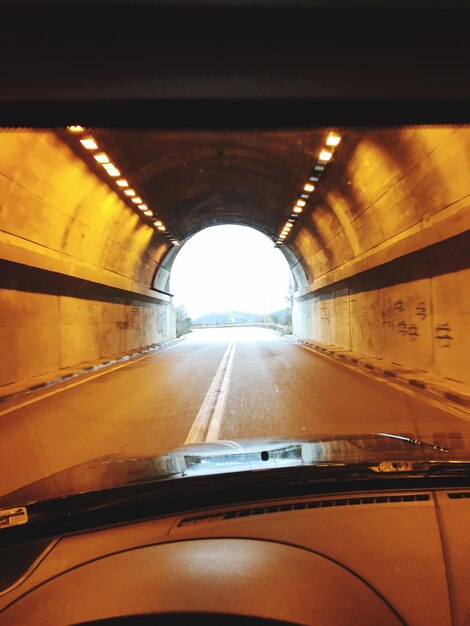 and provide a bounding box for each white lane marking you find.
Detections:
[205,341,236,441]
[0,352,156,418]
[184,341,236,444]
